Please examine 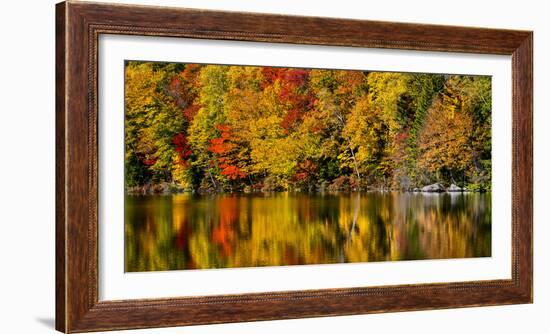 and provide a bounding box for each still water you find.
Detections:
[125,192,491,272]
